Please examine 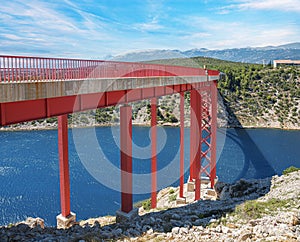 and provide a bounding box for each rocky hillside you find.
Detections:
[219,64,300,129]
[1,168,300,241]
[149,57,300,129]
